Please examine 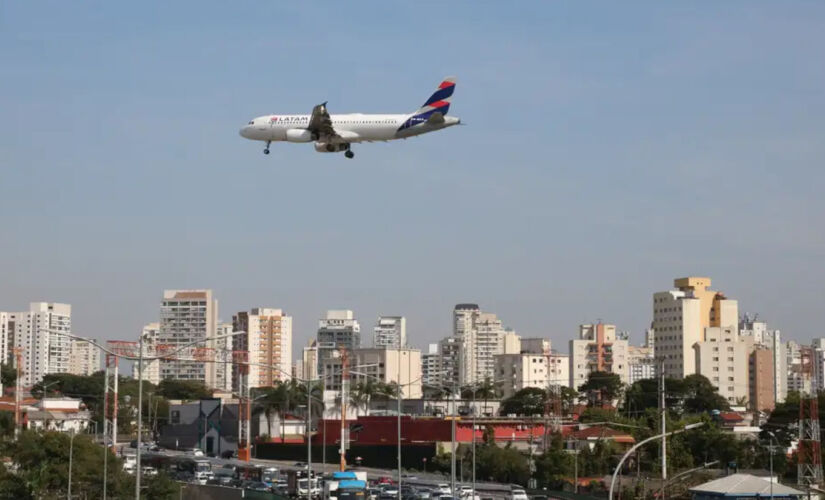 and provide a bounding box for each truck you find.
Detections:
[324,471,367,500]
